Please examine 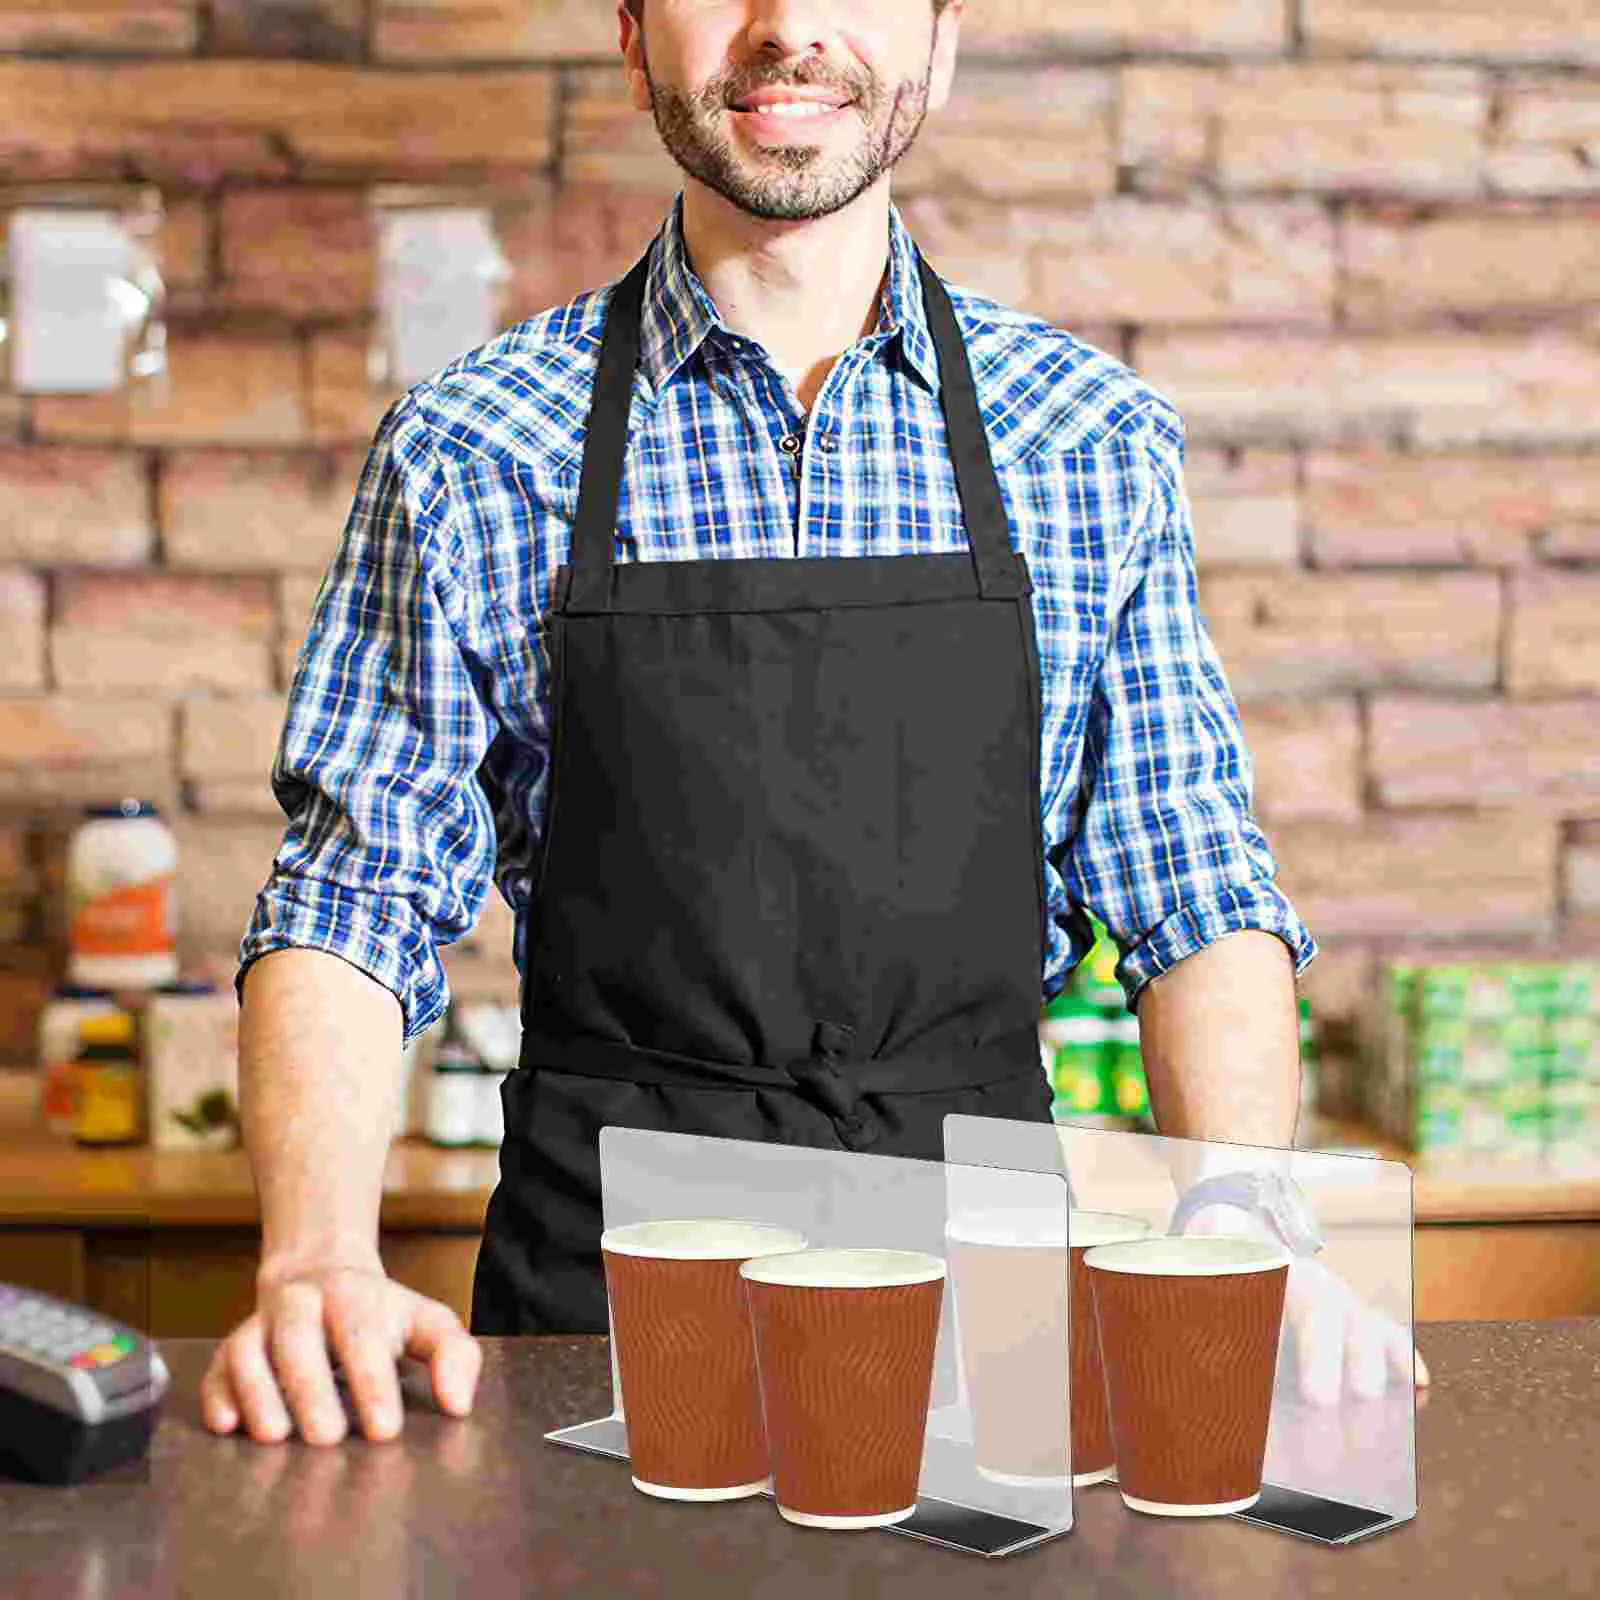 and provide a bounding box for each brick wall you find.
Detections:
[2,2,1598,1098]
